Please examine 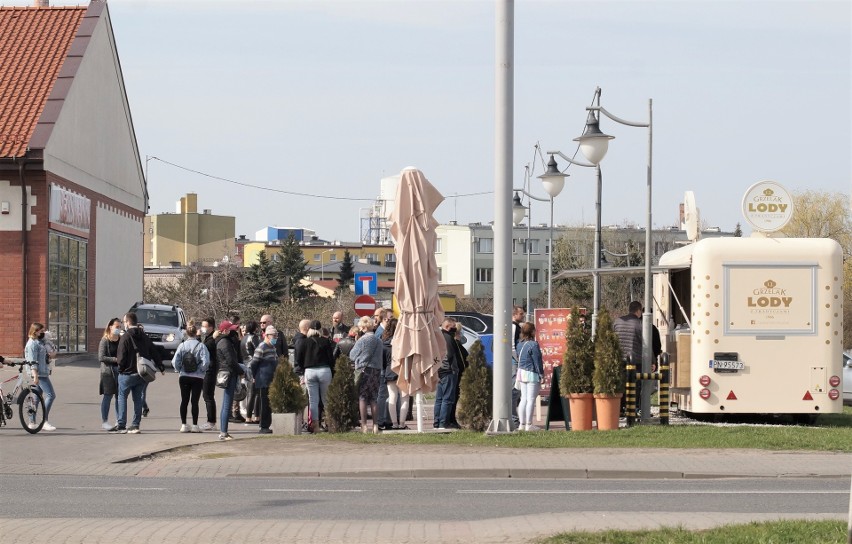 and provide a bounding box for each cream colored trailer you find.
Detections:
[656,237,844,417]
